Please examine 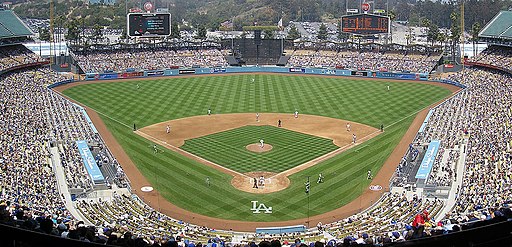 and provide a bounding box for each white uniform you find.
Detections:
[207,109,211,115]
[259,139,264,148]
[166,125,170,134]
[352,134,357,143]
[346,123,351,131]
[256,113,260,122]
[294,110,298,118]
